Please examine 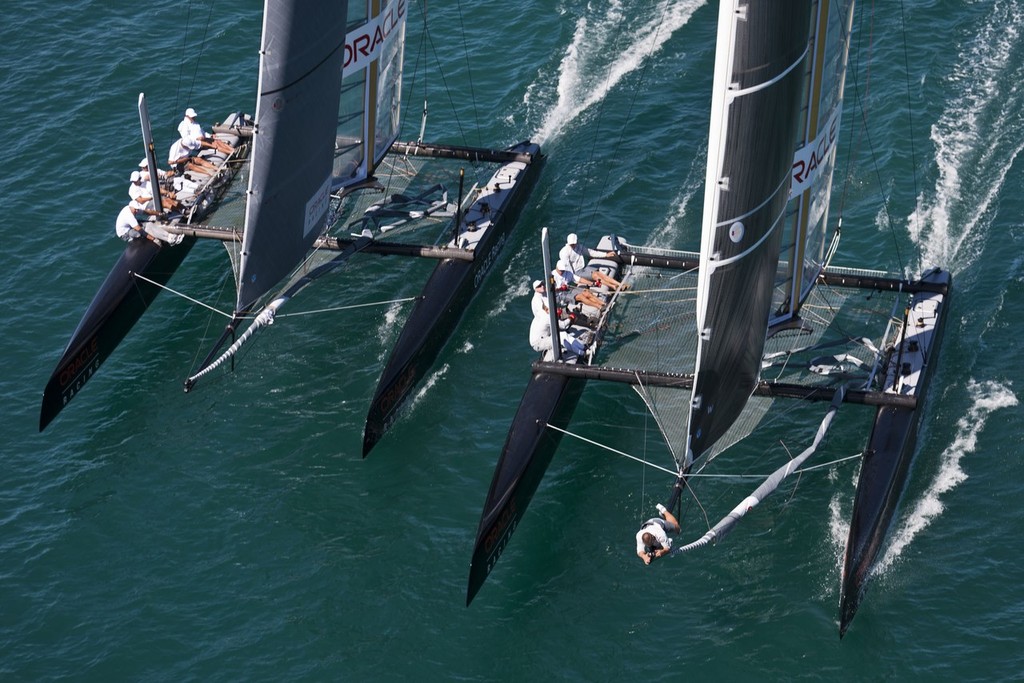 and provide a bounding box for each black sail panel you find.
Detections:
[686,1,813,464]
[236,1,349,312]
